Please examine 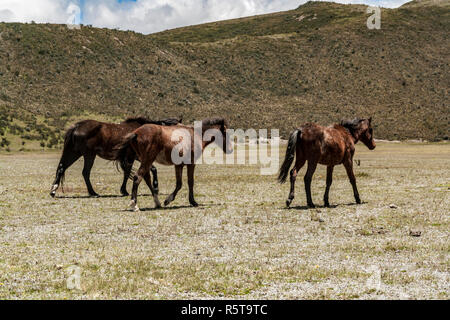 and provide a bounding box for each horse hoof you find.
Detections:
[89,193,100,198]
[308,203,316,208]
[129,200,139,212]
[286,199,292,208]
[190,201,199,207]
[121,191,129,197]
[163,199,170,207]
[50,185,58,197]
[324,202,330,208]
